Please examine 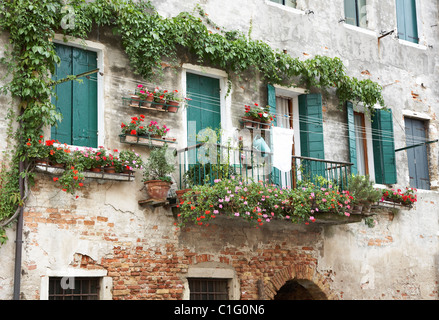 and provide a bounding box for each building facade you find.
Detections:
[0,0,438,300]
